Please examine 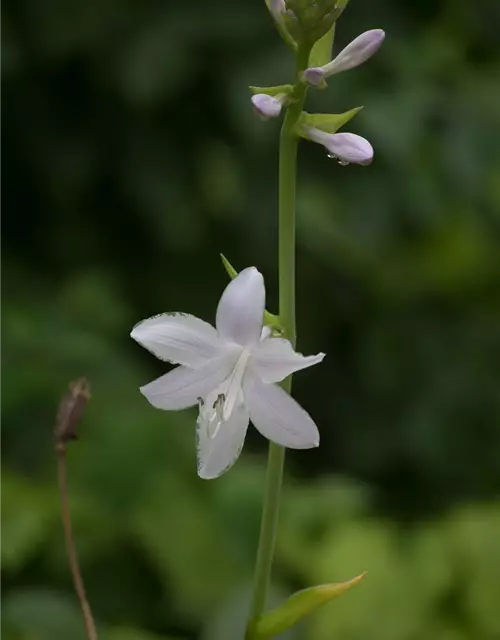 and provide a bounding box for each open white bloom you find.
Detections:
[303,29,385,86]
[251,93,285,120]
[131,267,324,479]
[305,128,374,165]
